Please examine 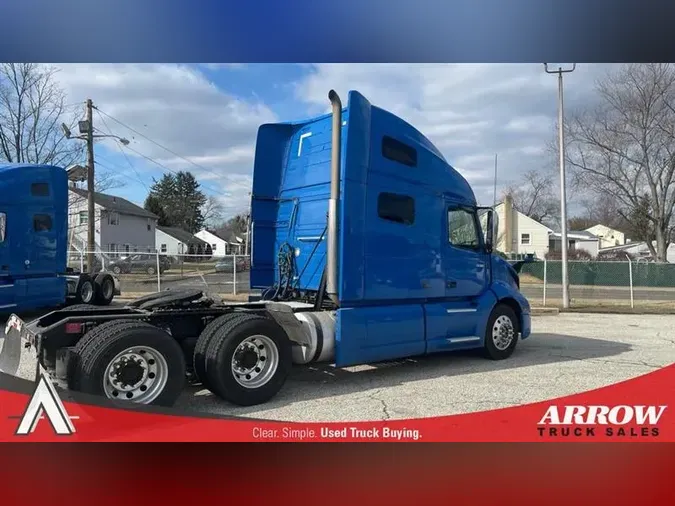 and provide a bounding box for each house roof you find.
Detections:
[201,228,243,244]
[157,226,209,246]
[70,187,158,219]
[550,230,599,241]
